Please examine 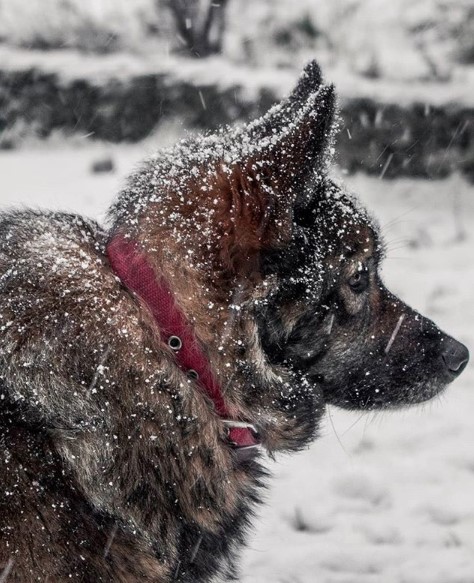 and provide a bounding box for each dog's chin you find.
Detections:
[313,374,450,411]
